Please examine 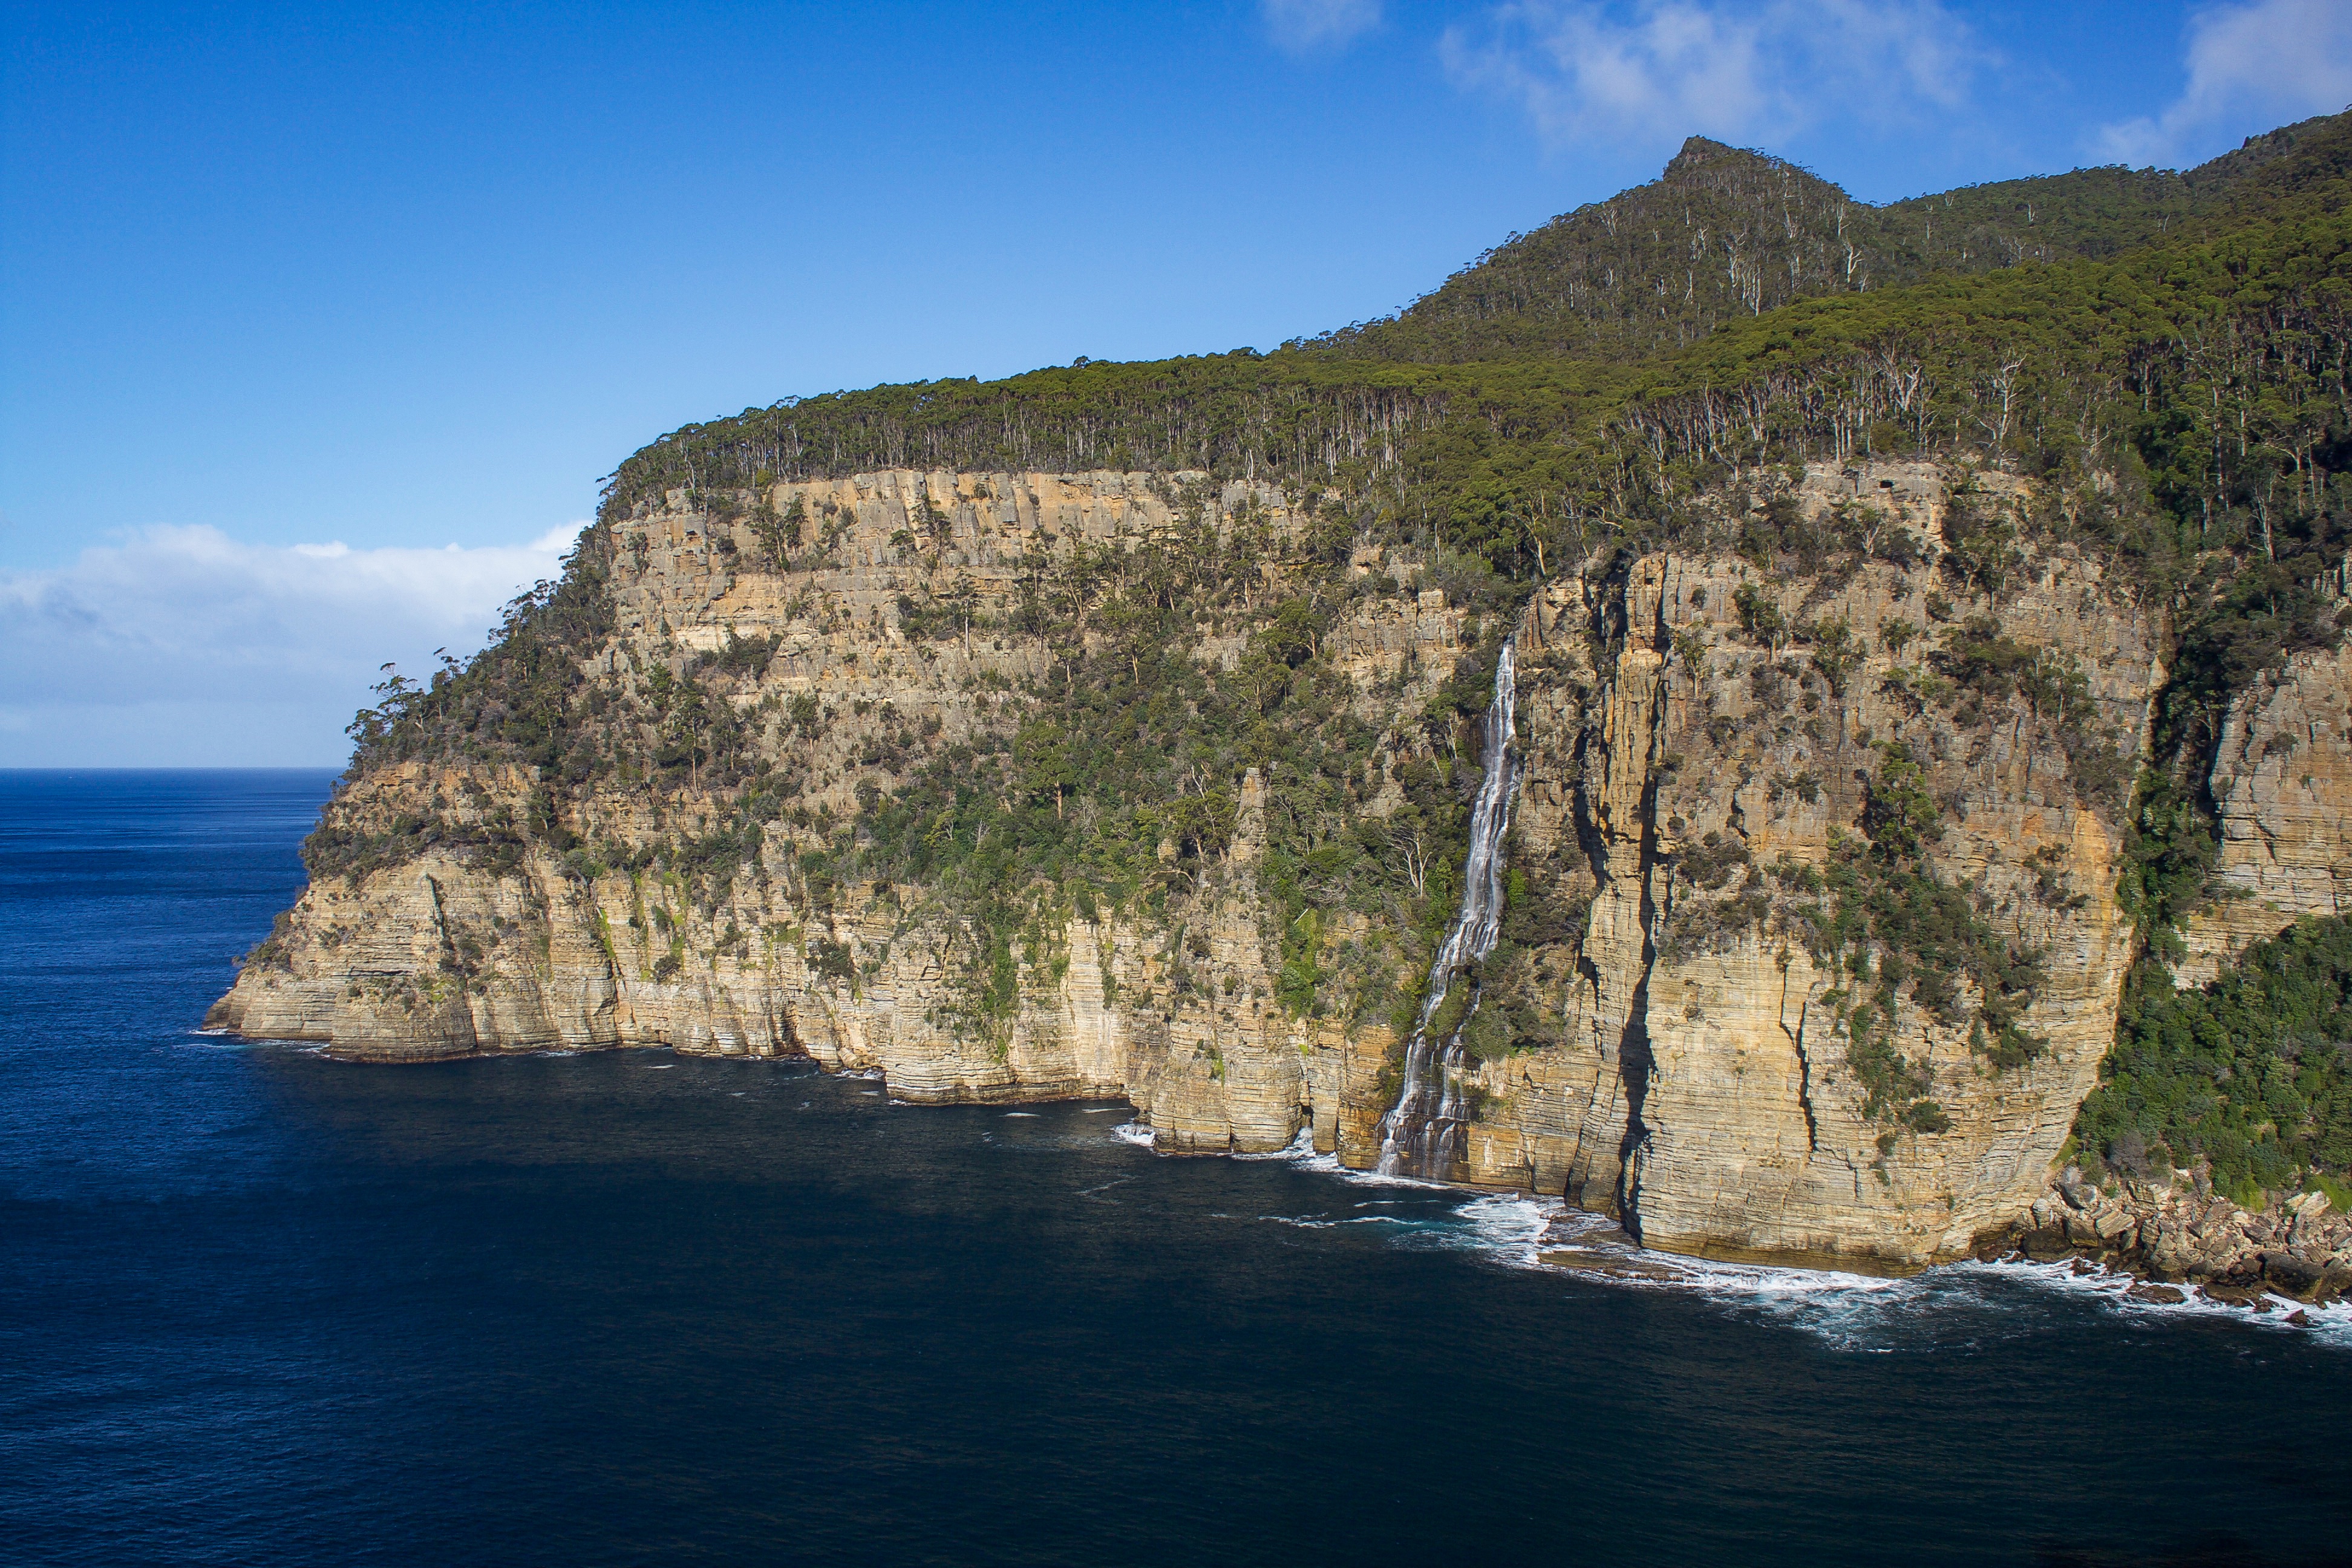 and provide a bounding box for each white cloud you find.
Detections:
[1264,0,1382,51]
[1441,0,1981,155]
[0,523,584,765]
[2095,0,2352,168]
